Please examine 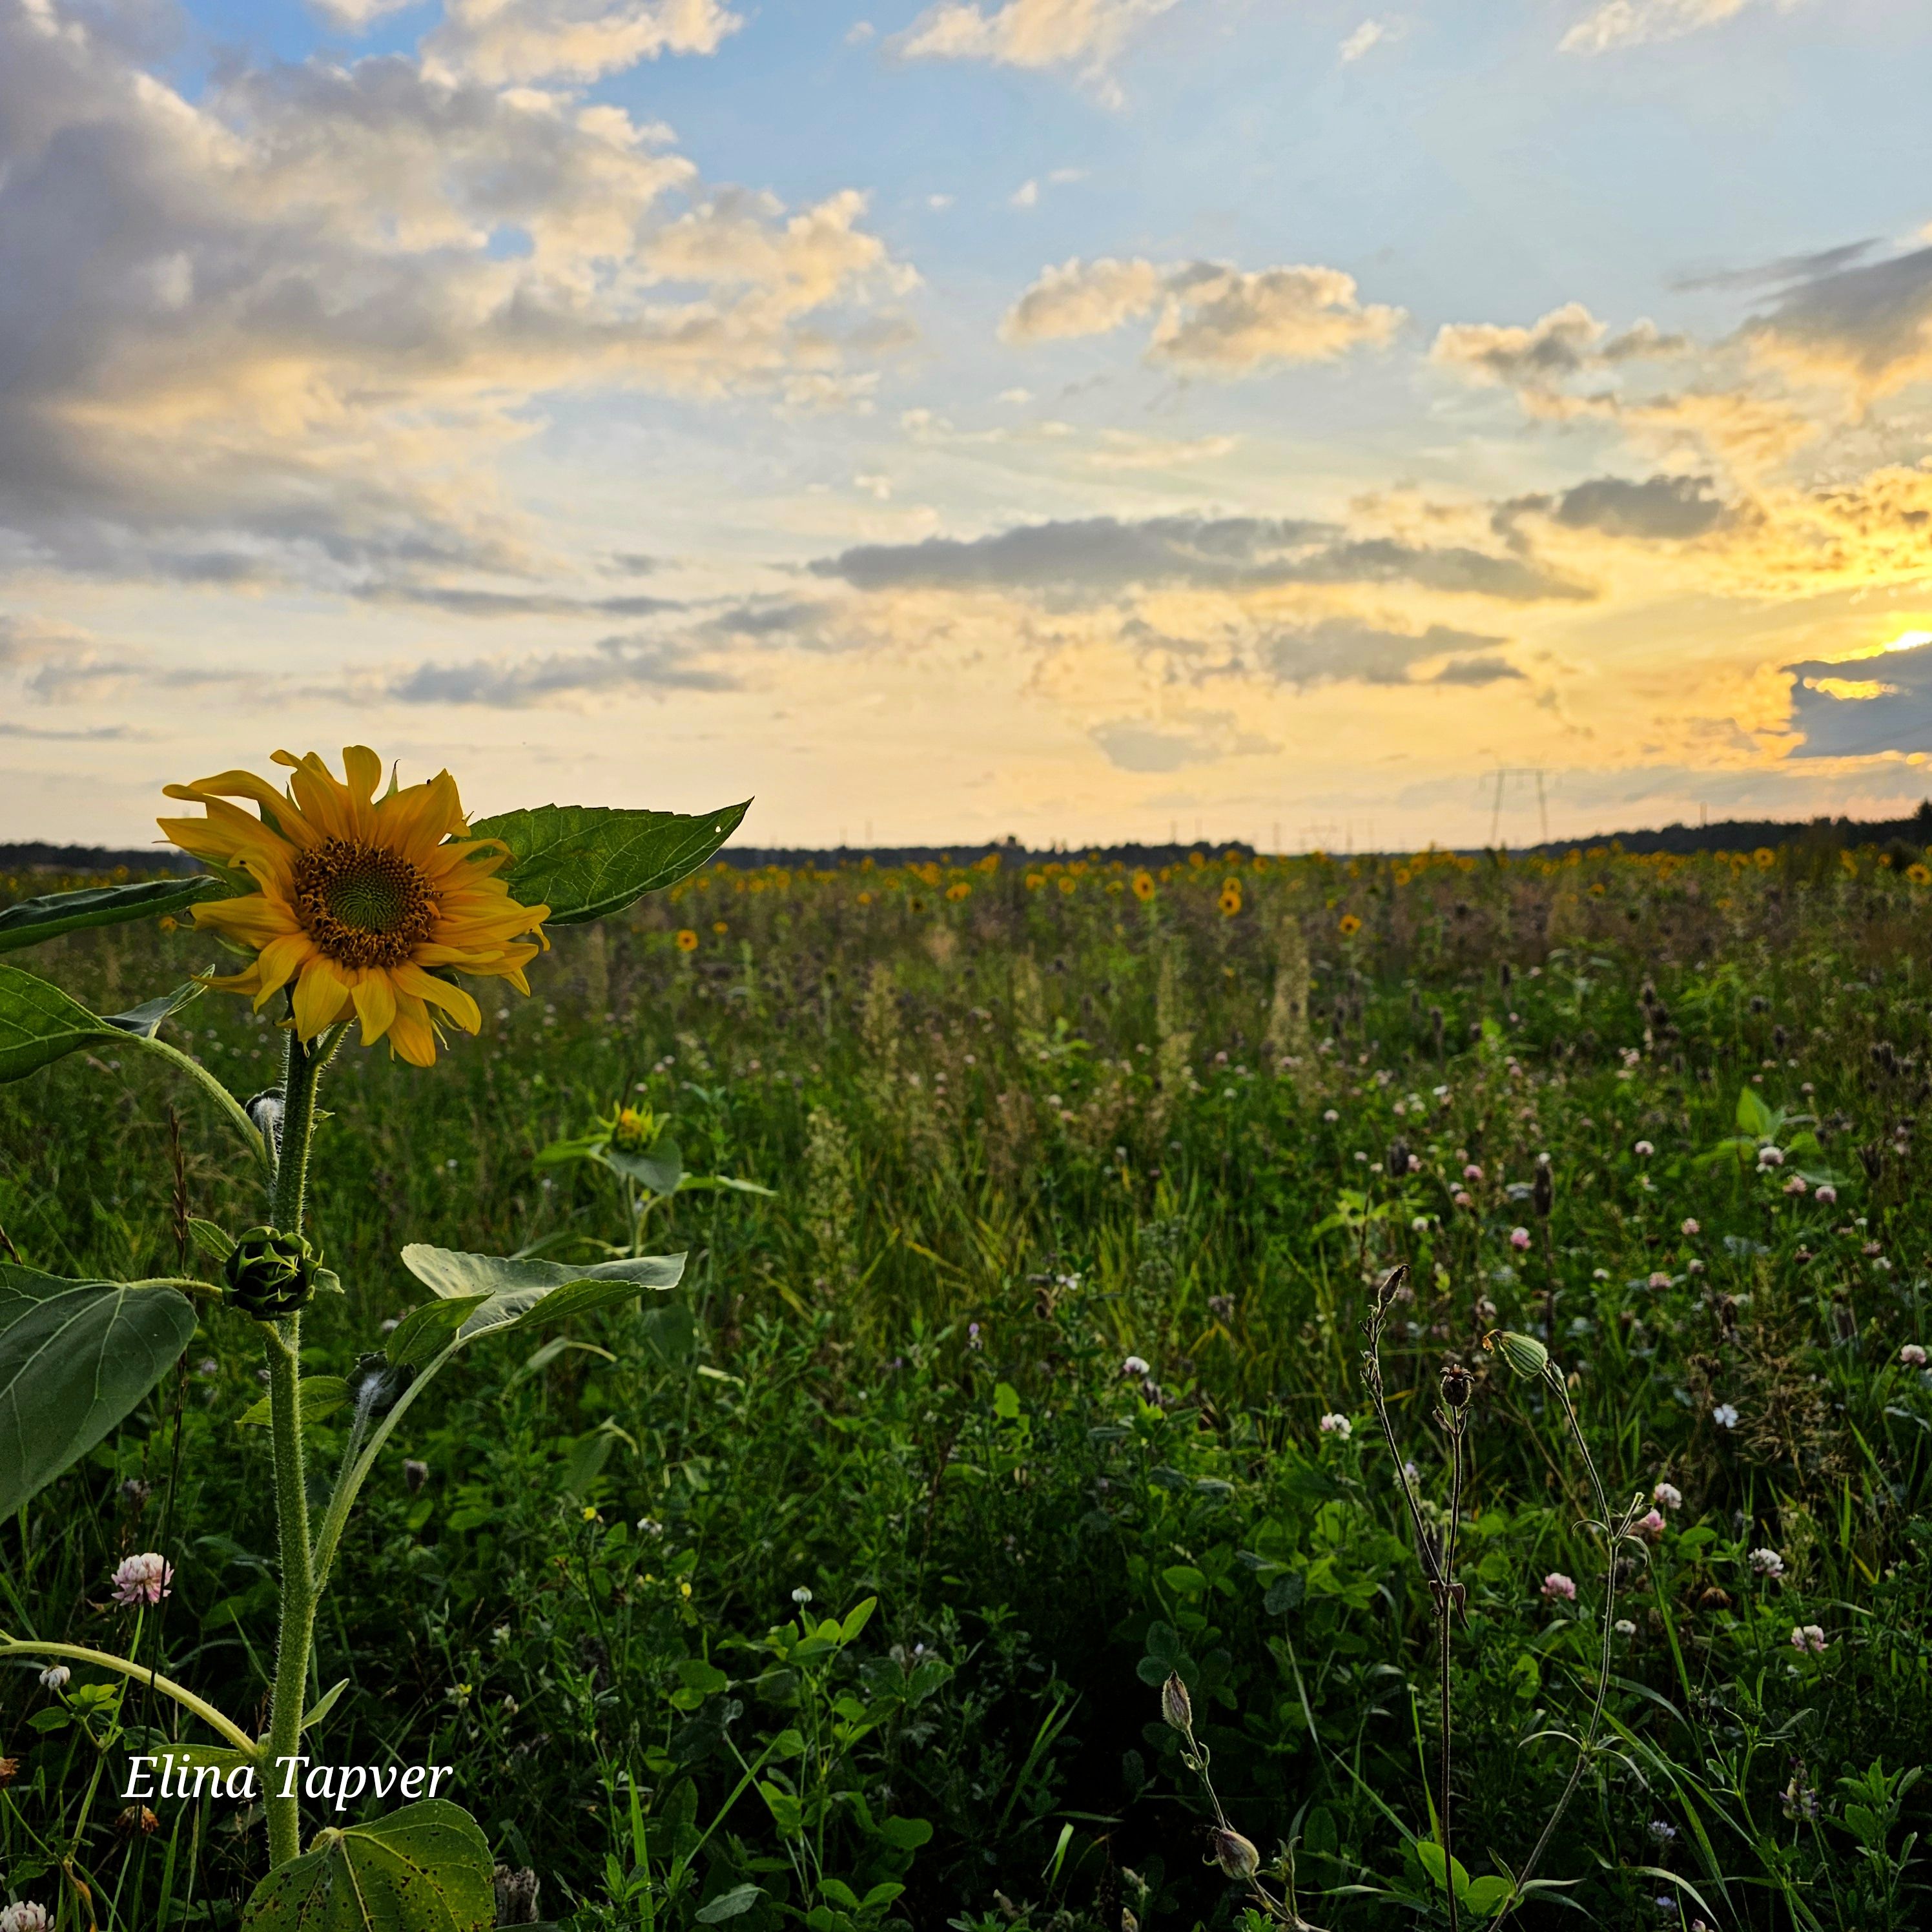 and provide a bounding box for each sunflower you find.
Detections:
[675,929,700,952]
[158,746,548,1067]
[1131,870,1155,902]
[1337,912,1362,937]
